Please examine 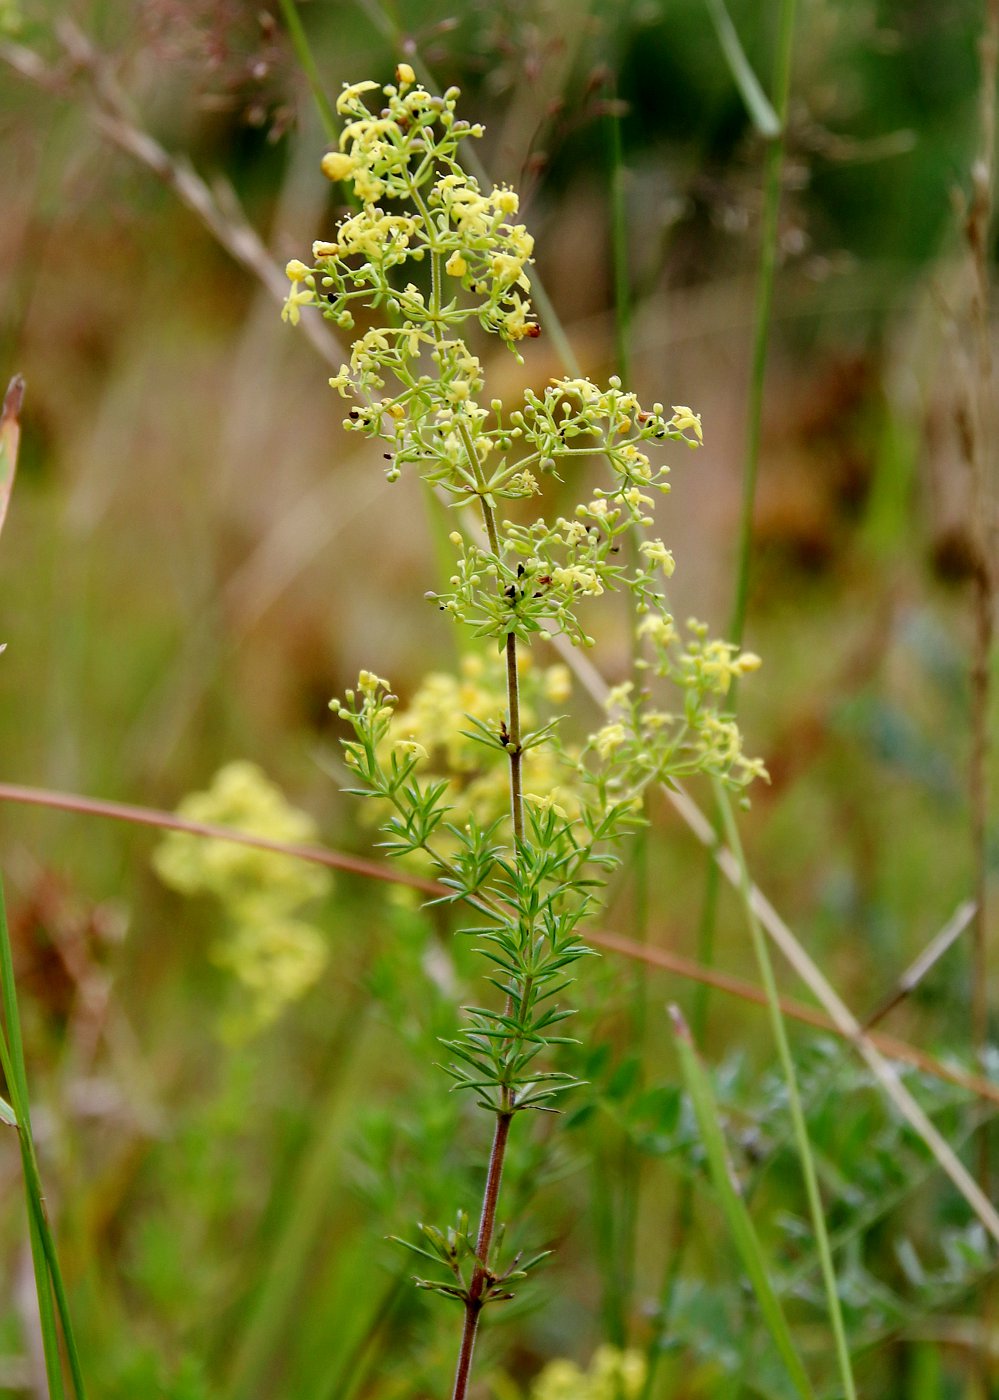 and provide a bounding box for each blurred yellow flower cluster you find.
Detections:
[152,762,331,1038]
[530,1345,647,1400]
[385,652,579,838]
